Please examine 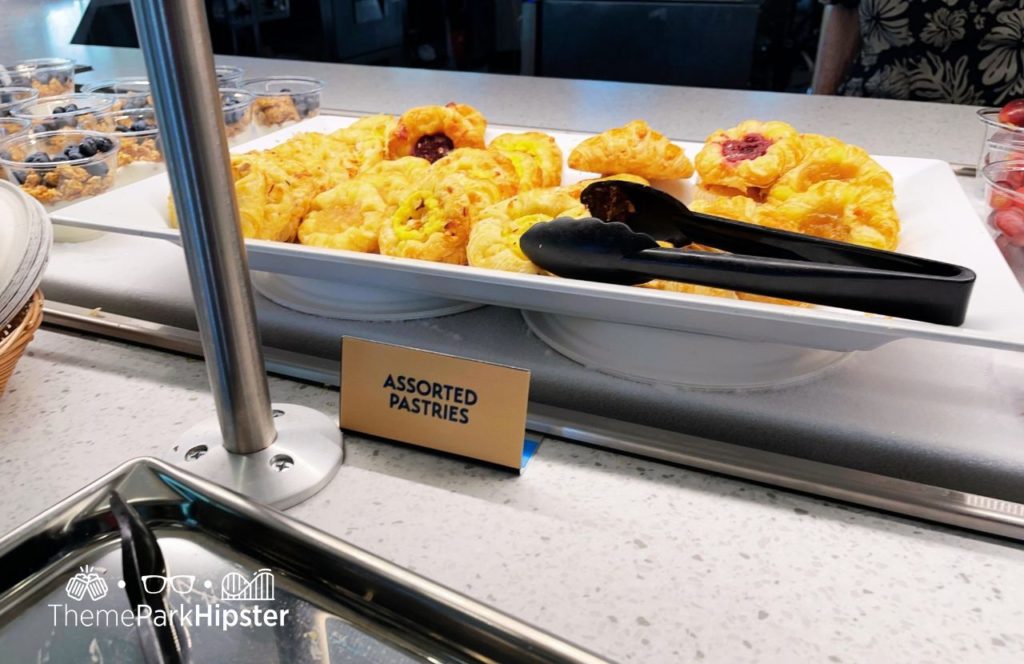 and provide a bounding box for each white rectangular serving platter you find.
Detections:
[53,114,1024,353]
